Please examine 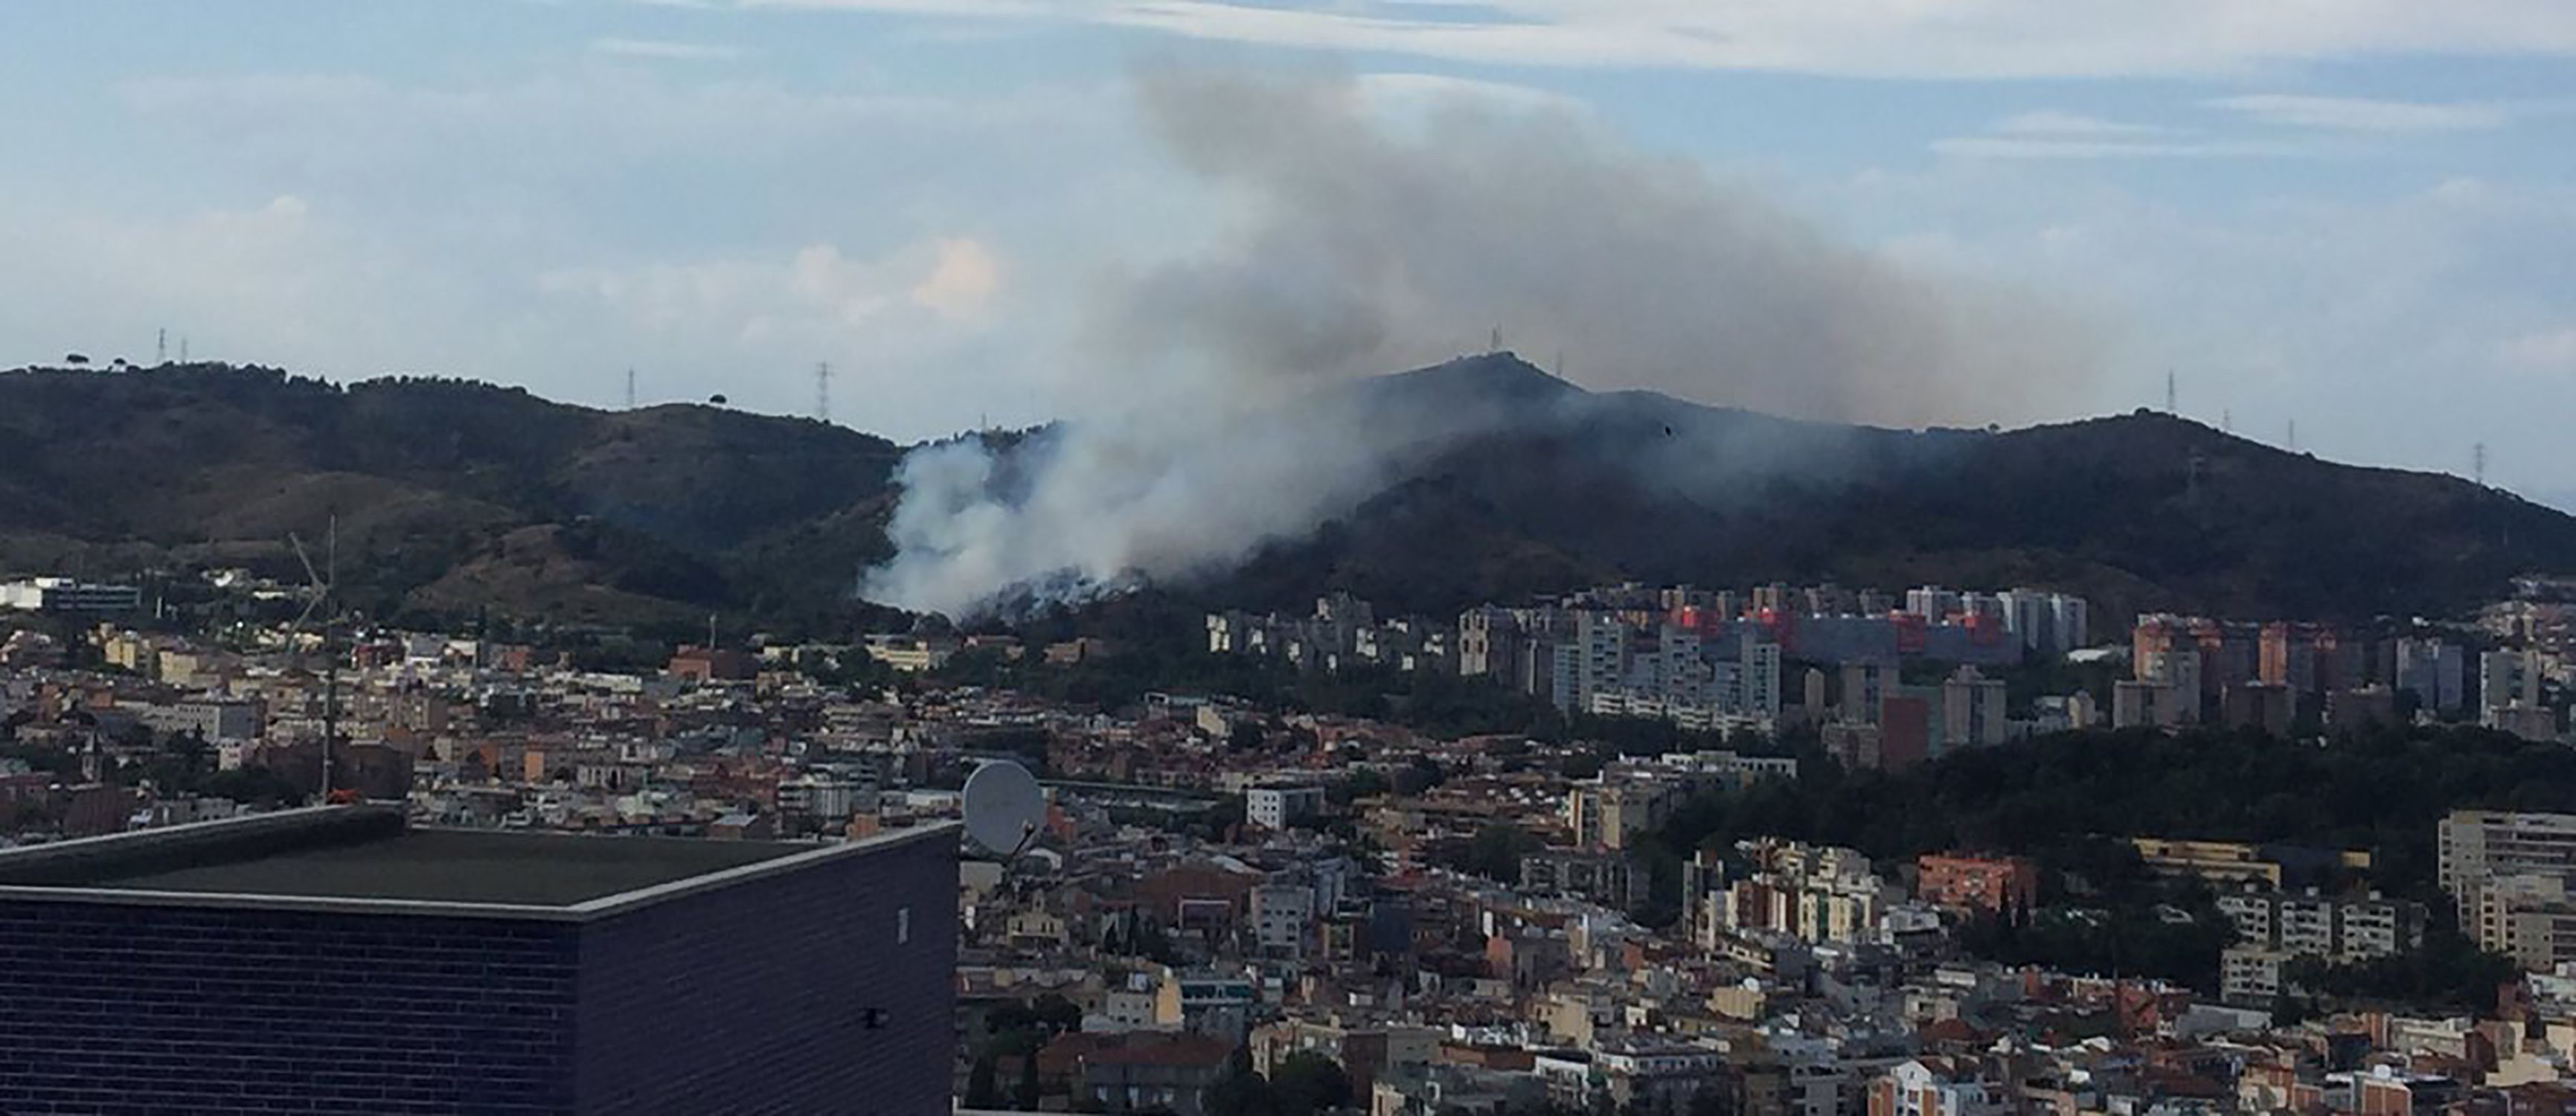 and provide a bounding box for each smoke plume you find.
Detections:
[860,68,2092,618]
